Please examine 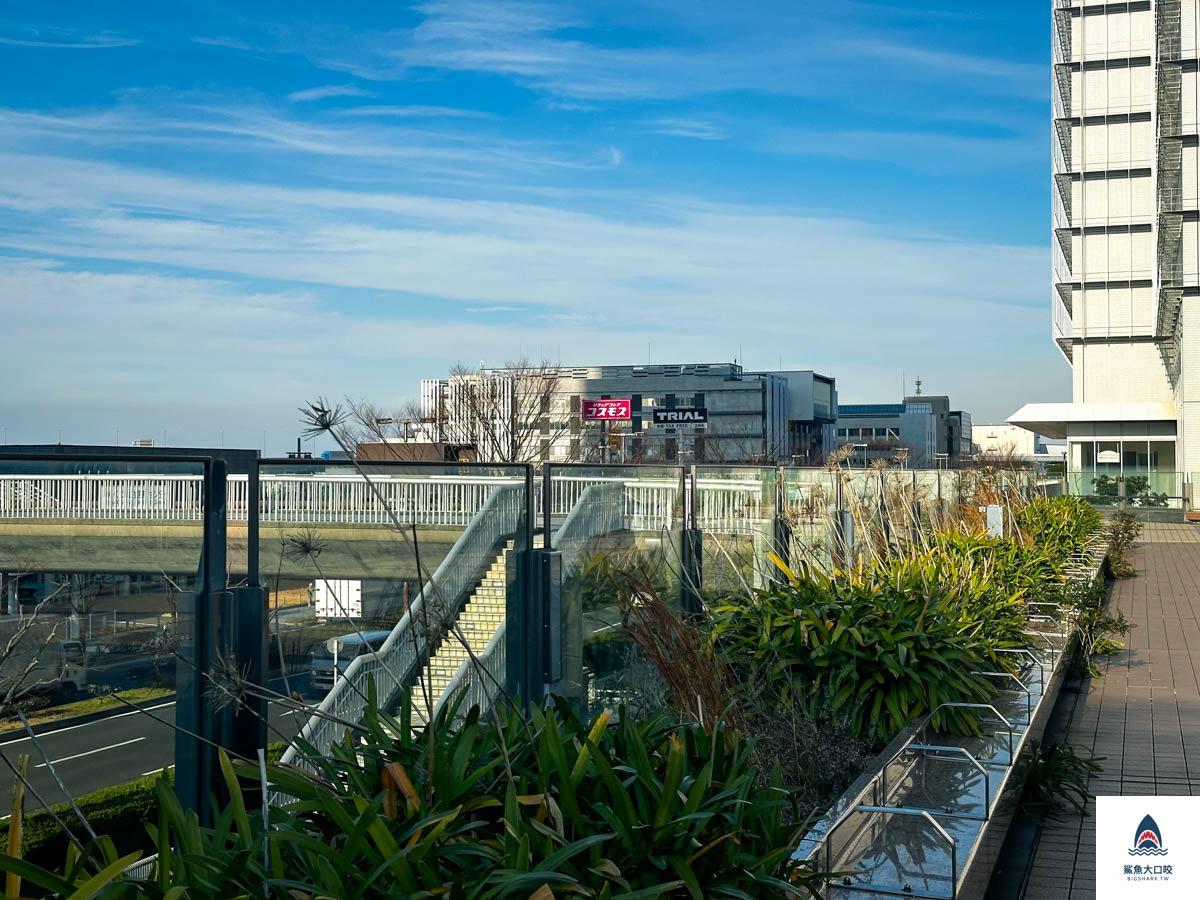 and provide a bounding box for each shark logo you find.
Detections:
[1129,814,1169,857]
